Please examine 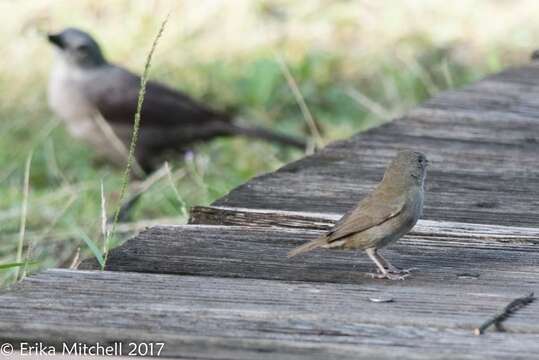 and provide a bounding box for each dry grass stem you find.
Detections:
[69,247,81,270]
[164,162,188,216]
[275,55,323,152]
[14,151,32,282]
[100,179,108,254]
[346,87,392,120]
[104,15,169,268]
